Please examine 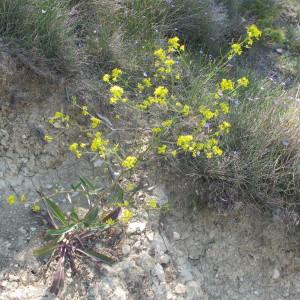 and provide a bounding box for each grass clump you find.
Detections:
[0,0,75,68]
